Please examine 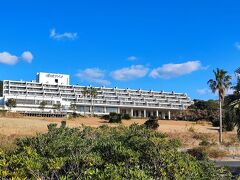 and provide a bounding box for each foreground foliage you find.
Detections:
[144,116,159,129]
[0,123,231,179]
